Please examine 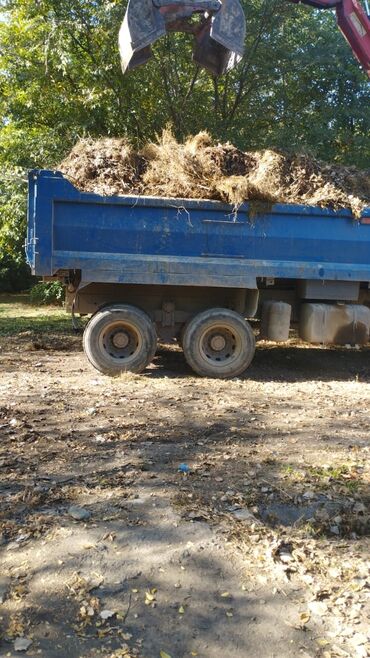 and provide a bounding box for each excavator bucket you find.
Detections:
[119,0,246,76]
[194,0,246,74]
